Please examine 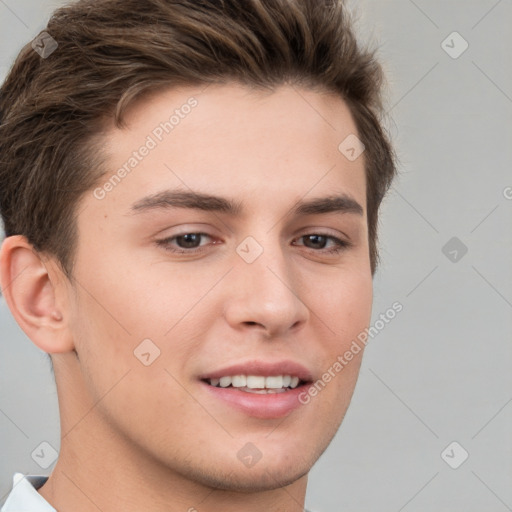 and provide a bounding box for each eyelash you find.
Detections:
[156,232,351,256]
